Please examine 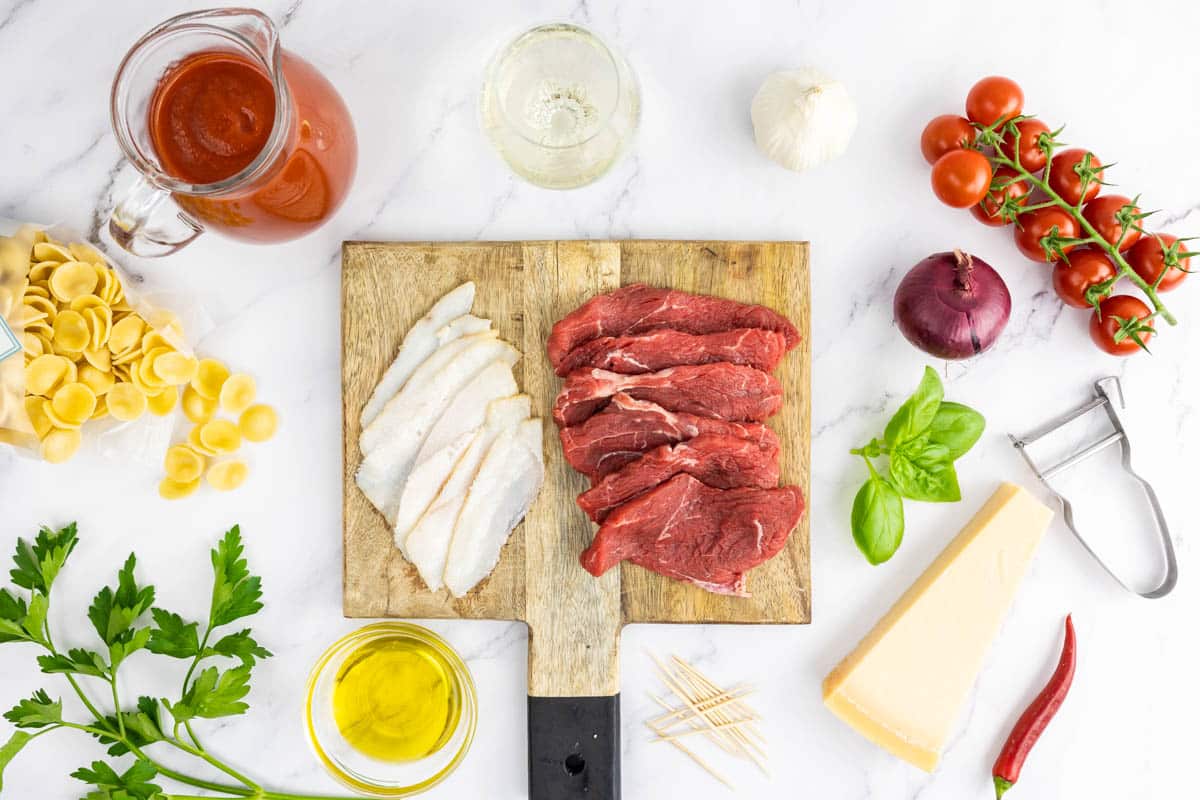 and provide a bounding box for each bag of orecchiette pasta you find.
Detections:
[0,219,203,464]
[0,226,37,450]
